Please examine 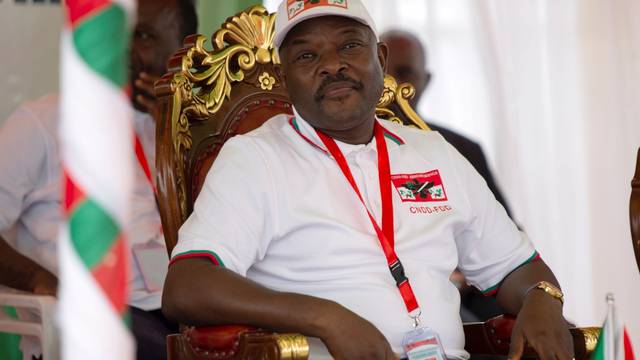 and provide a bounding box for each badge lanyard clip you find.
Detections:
[410,308,422,328]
